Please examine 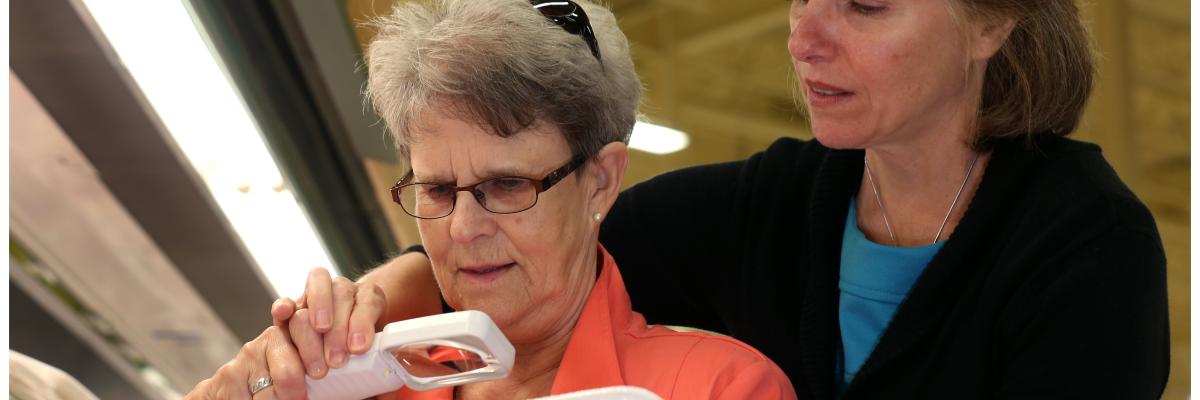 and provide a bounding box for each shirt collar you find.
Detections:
[548,245,628,393]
